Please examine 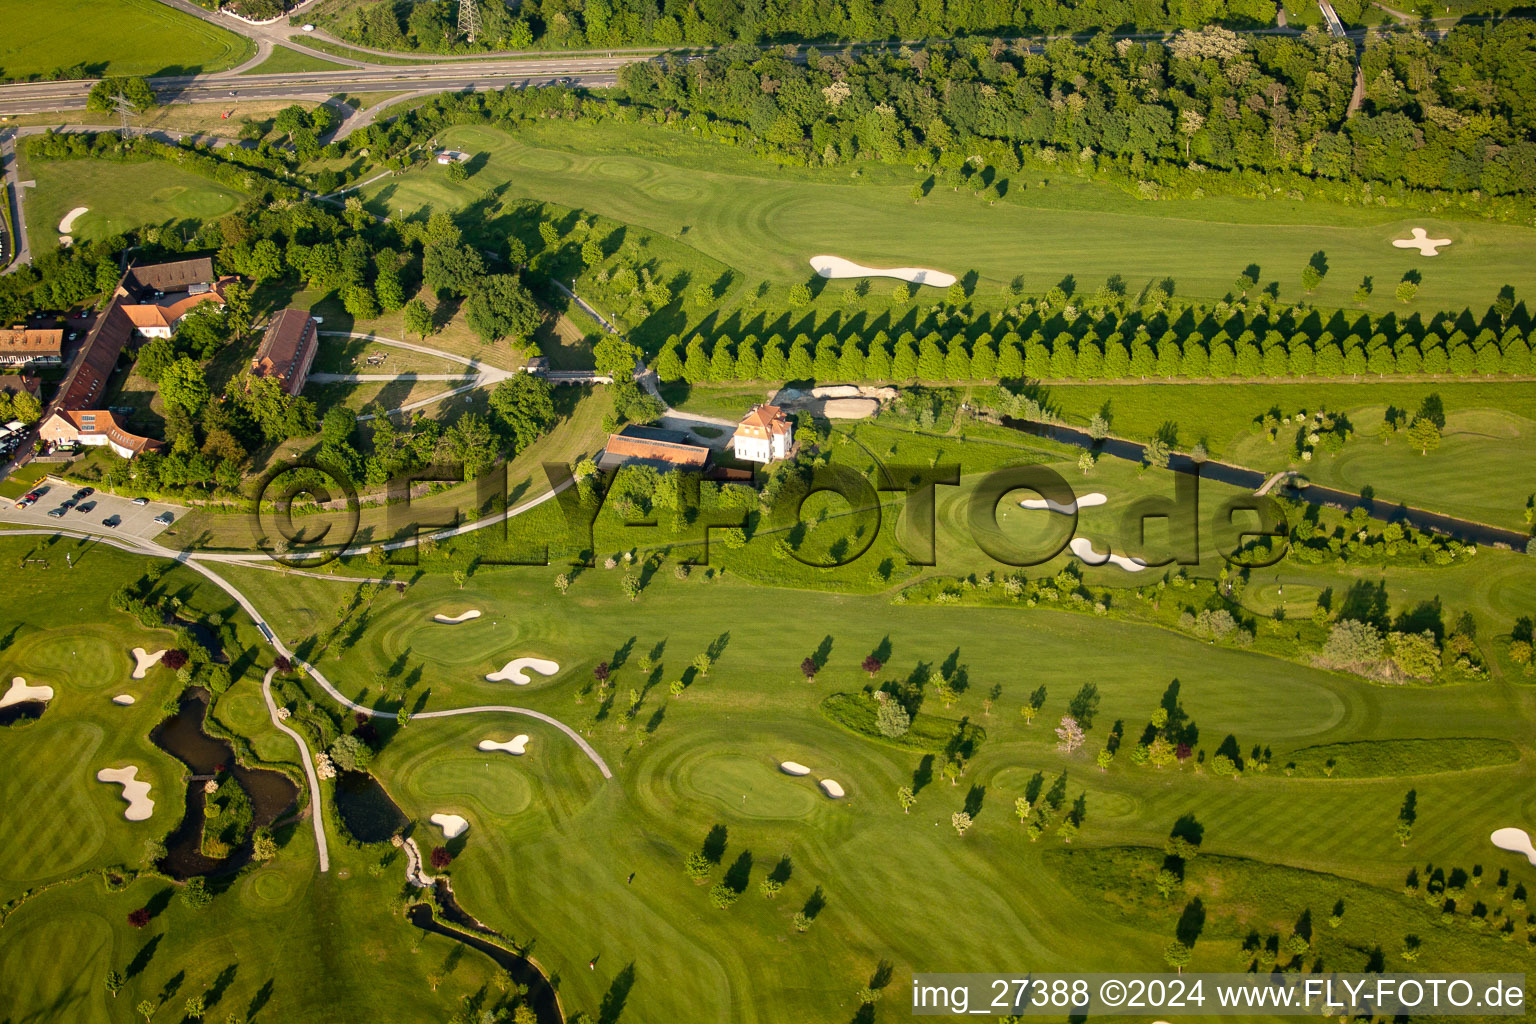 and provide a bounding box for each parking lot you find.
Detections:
[0,476,188,542]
